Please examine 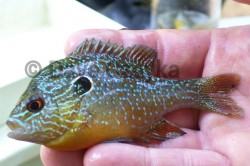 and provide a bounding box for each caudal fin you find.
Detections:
[197,74,244,118]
